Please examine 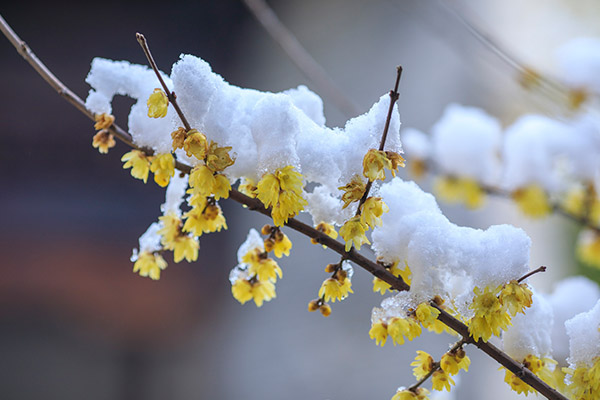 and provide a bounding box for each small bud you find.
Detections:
[319,303,332,317]
[310,237,319,245]
[308,300,320,312]
[147,88,169,118]
[324,263,338,273]
[264,237,275,252]
[261,224,273,235]
[433,295,444,306]
[335,269,347,282]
